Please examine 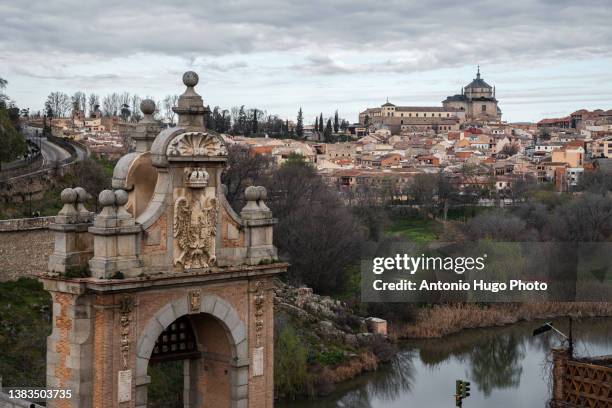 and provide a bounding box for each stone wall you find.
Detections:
[0,217,54,281]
